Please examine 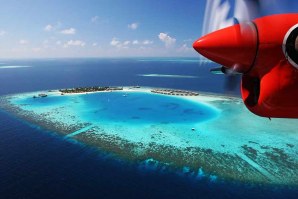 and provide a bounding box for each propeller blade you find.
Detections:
[234,0,261,23]
[210,66,242,75]
[202,0,261,35]
[224,75,241,93]
[200,0,261,94]
[210,67,224,75]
